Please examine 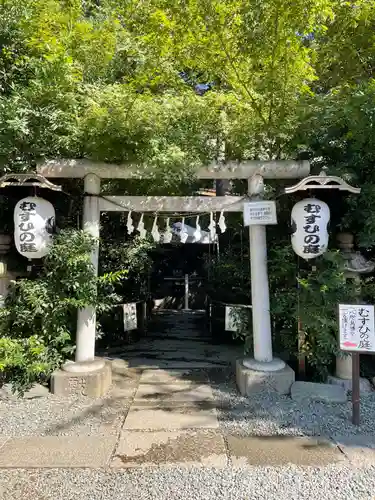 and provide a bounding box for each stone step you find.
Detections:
[139,369,209,385]
[112,429,226,468]
[123,404,219,430]
[134,383,214,403]
[290,381,347,403]
[110,360,229,370]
